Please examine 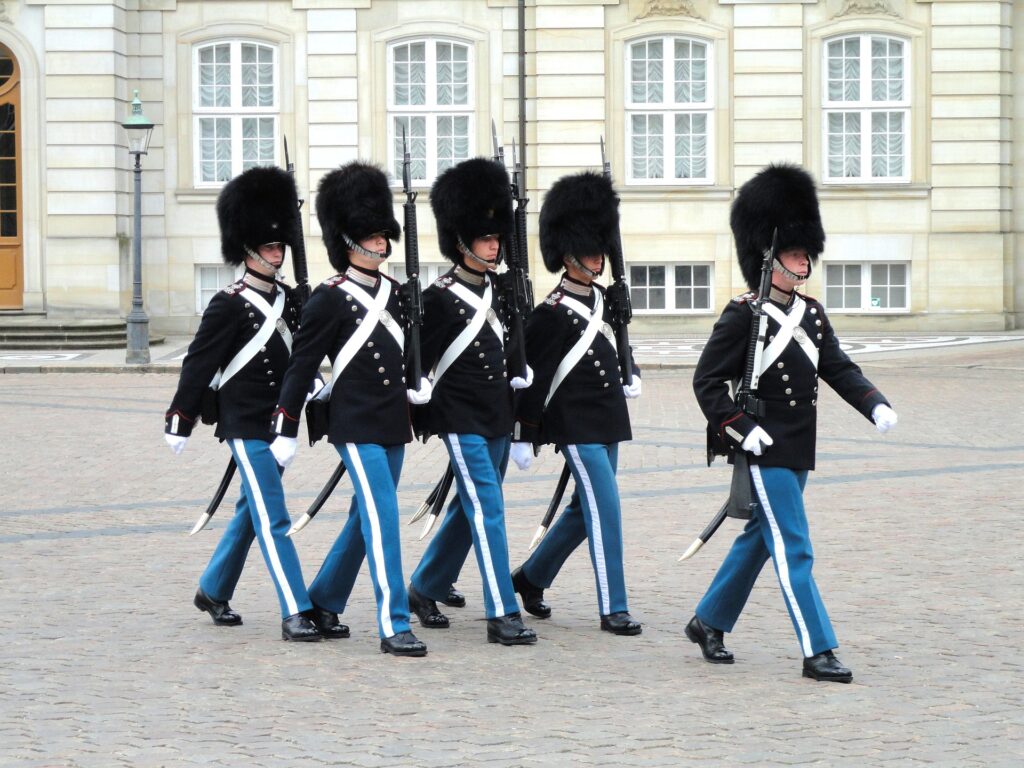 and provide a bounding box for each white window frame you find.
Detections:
[192,39,280,188]
[822,33,910,184]
[386,37,475,186]
[625,35,714,186]
[386,261,448,287]
[629,262,714,315]
[822,261,910,313]
[195,263,241,313]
